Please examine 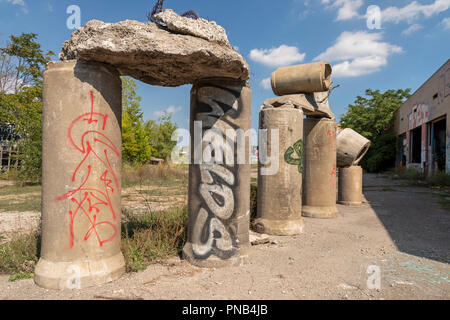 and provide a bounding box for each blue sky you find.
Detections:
[1,0,449,146]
